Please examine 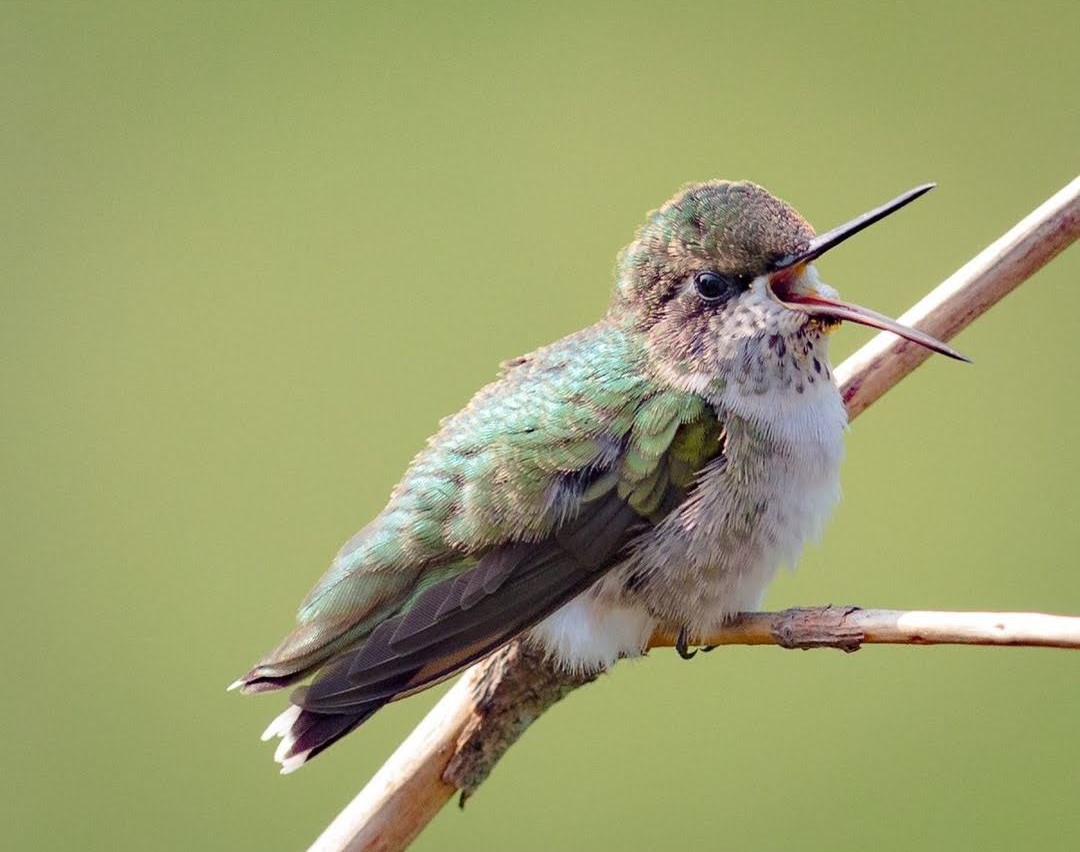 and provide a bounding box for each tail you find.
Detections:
[258,696,381,775]
[235,492,641,772]
[230,623,393,774]
[245,614,501,773]
[248,642,428,775]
